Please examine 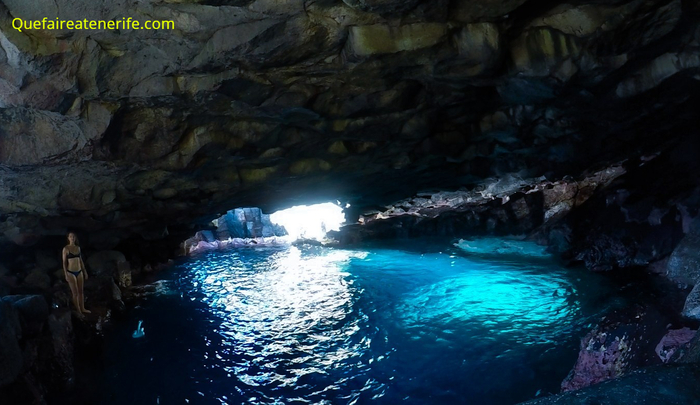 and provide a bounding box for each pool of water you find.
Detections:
[100,239,625,404]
